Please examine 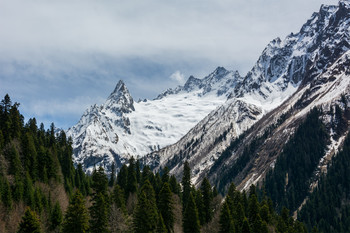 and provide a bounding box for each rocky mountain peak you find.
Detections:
[105,80,135,113]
